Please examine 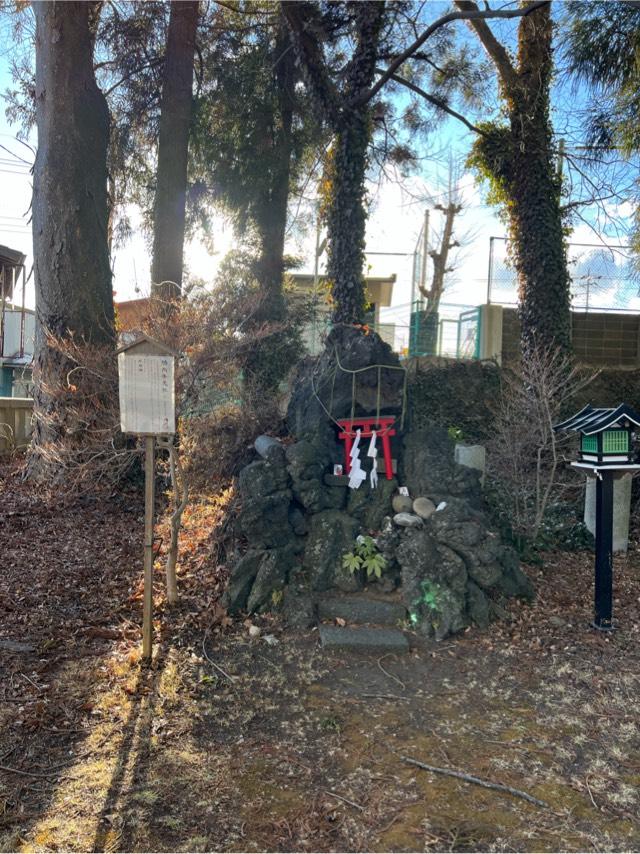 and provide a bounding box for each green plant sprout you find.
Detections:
[342,535,387,579]
[411,579,442,624]
[342,552,363,573]
[362,551,386,579]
